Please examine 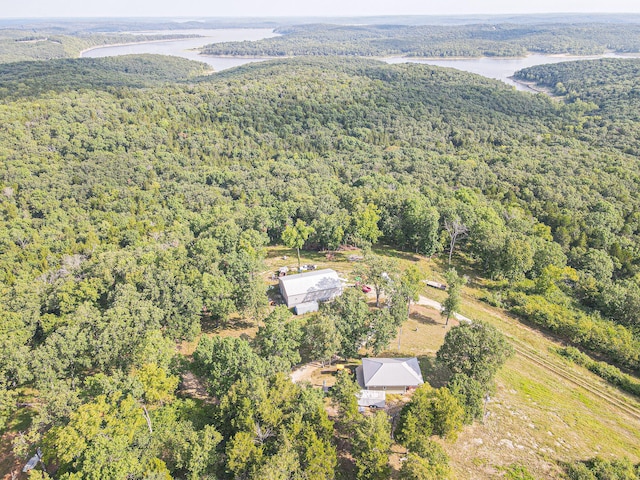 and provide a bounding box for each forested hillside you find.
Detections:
[0,55,210,99]
[515,58,640,152]
[201,23,640,57]
[2,55,640,478]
